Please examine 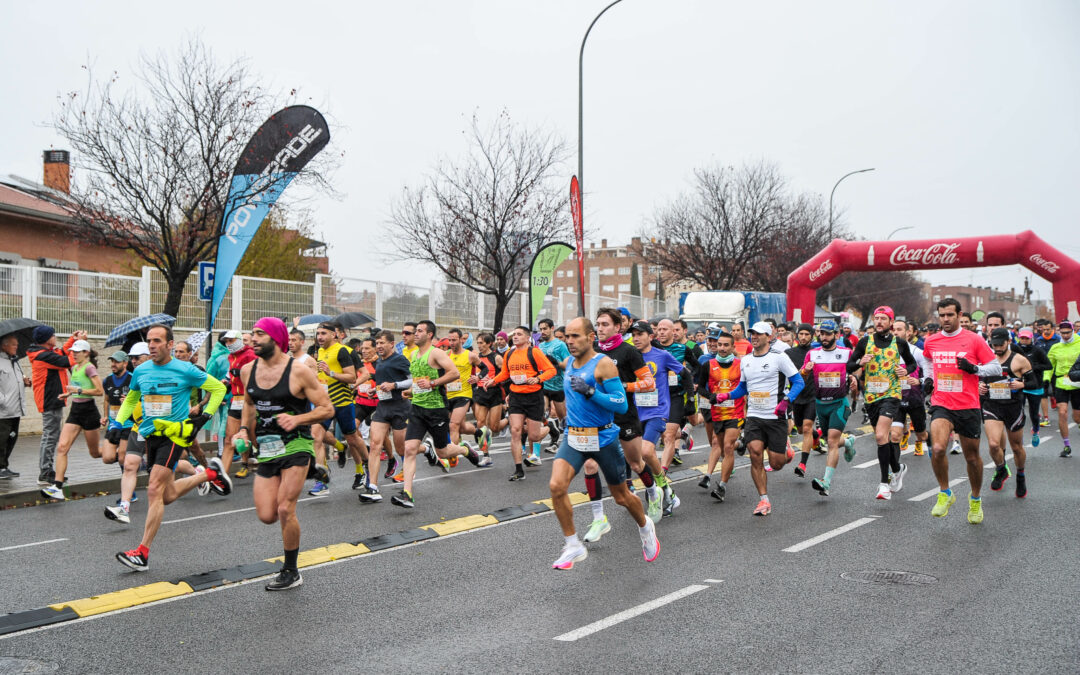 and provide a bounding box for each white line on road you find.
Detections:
[983,454,1013,471]
[0,538,68,552]
[553,584,711,641]
[162,496,322,525]
[782,517,880,553]
[703,579,724,584]
[854,448,914,469]
[908,478,967,502]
